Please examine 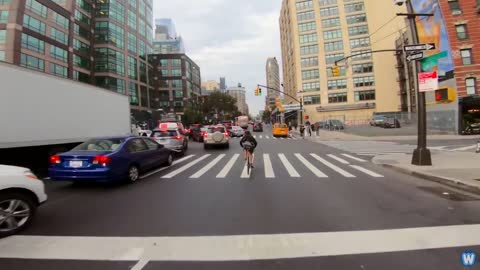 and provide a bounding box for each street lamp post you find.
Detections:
[257,84,304,127]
